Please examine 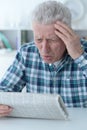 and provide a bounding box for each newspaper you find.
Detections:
[0,92,69,120]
